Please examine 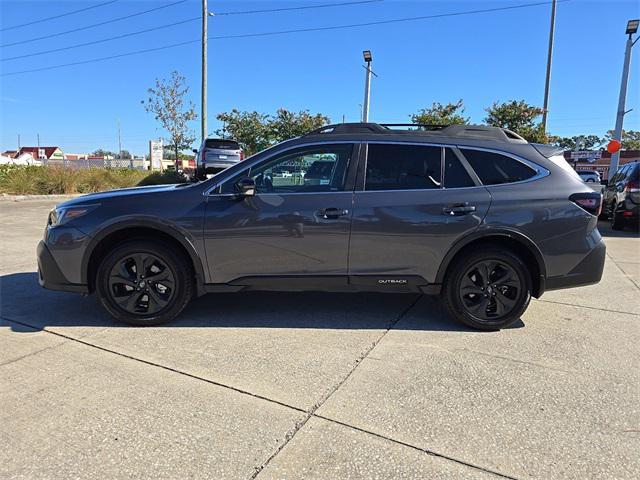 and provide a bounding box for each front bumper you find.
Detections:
[37,240,88,293]
[545,238,606,291]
